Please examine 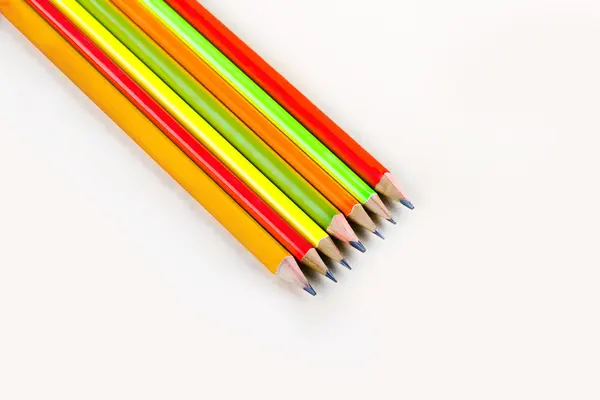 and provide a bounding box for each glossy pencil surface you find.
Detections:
[165,0,407,194]
[28,0,329,273]
[51,0,329,247]
[4,0,311,291]
[140,0,379,204]
[78,0,342,232]
[111,0,374,231]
